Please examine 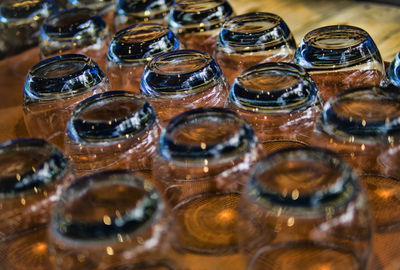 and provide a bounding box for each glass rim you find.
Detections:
[67,90,157,144]
[229,62,319,113]
[320,86,400,145]
[158,107,256,166]
[116,0,174,15]
[247,146,360,216]
[107,23,180,64]
[24,54,107,101]
[0,137,70,199]
[50,170,162,243]
[141,49,224,97]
